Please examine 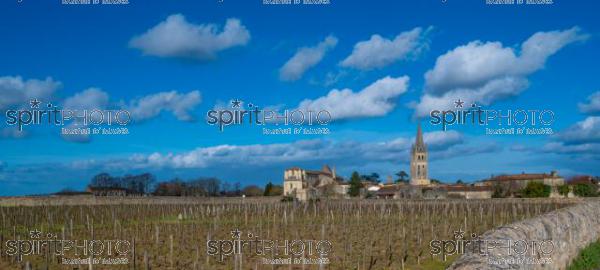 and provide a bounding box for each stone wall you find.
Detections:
[447,201,600,270]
